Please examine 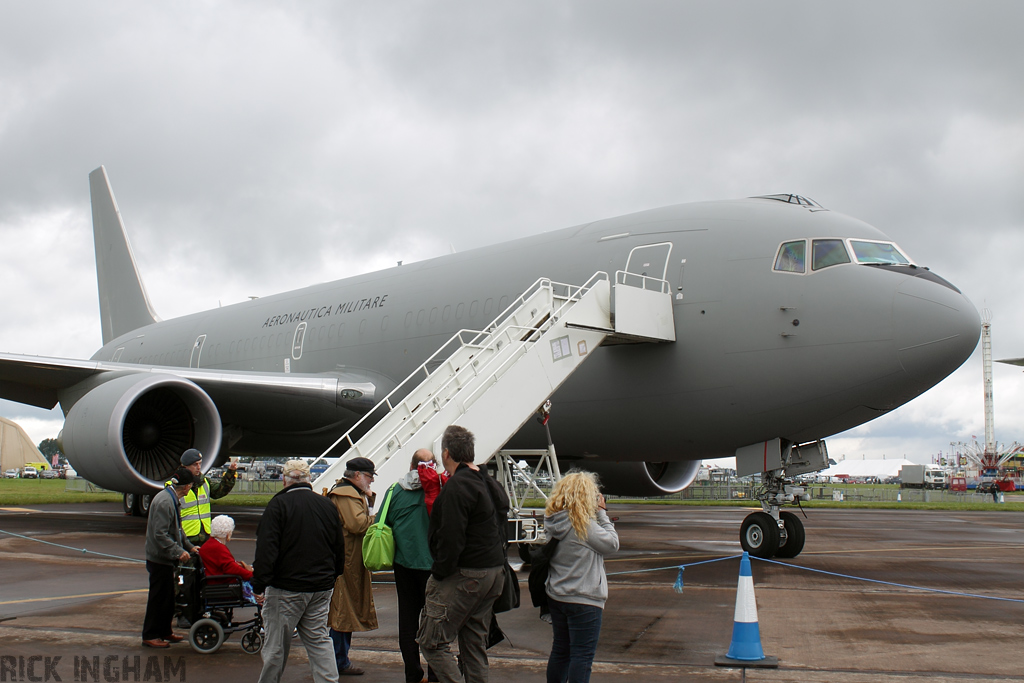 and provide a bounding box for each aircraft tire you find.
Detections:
[123,493,136,516]
[775,511,805,558]
[740,512,780,559]
[138,494,152,517]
